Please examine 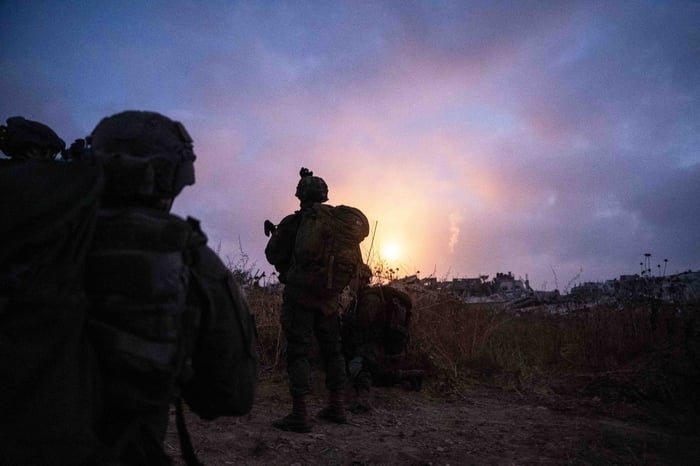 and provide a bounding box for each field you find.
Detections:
[167,283,700,465]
